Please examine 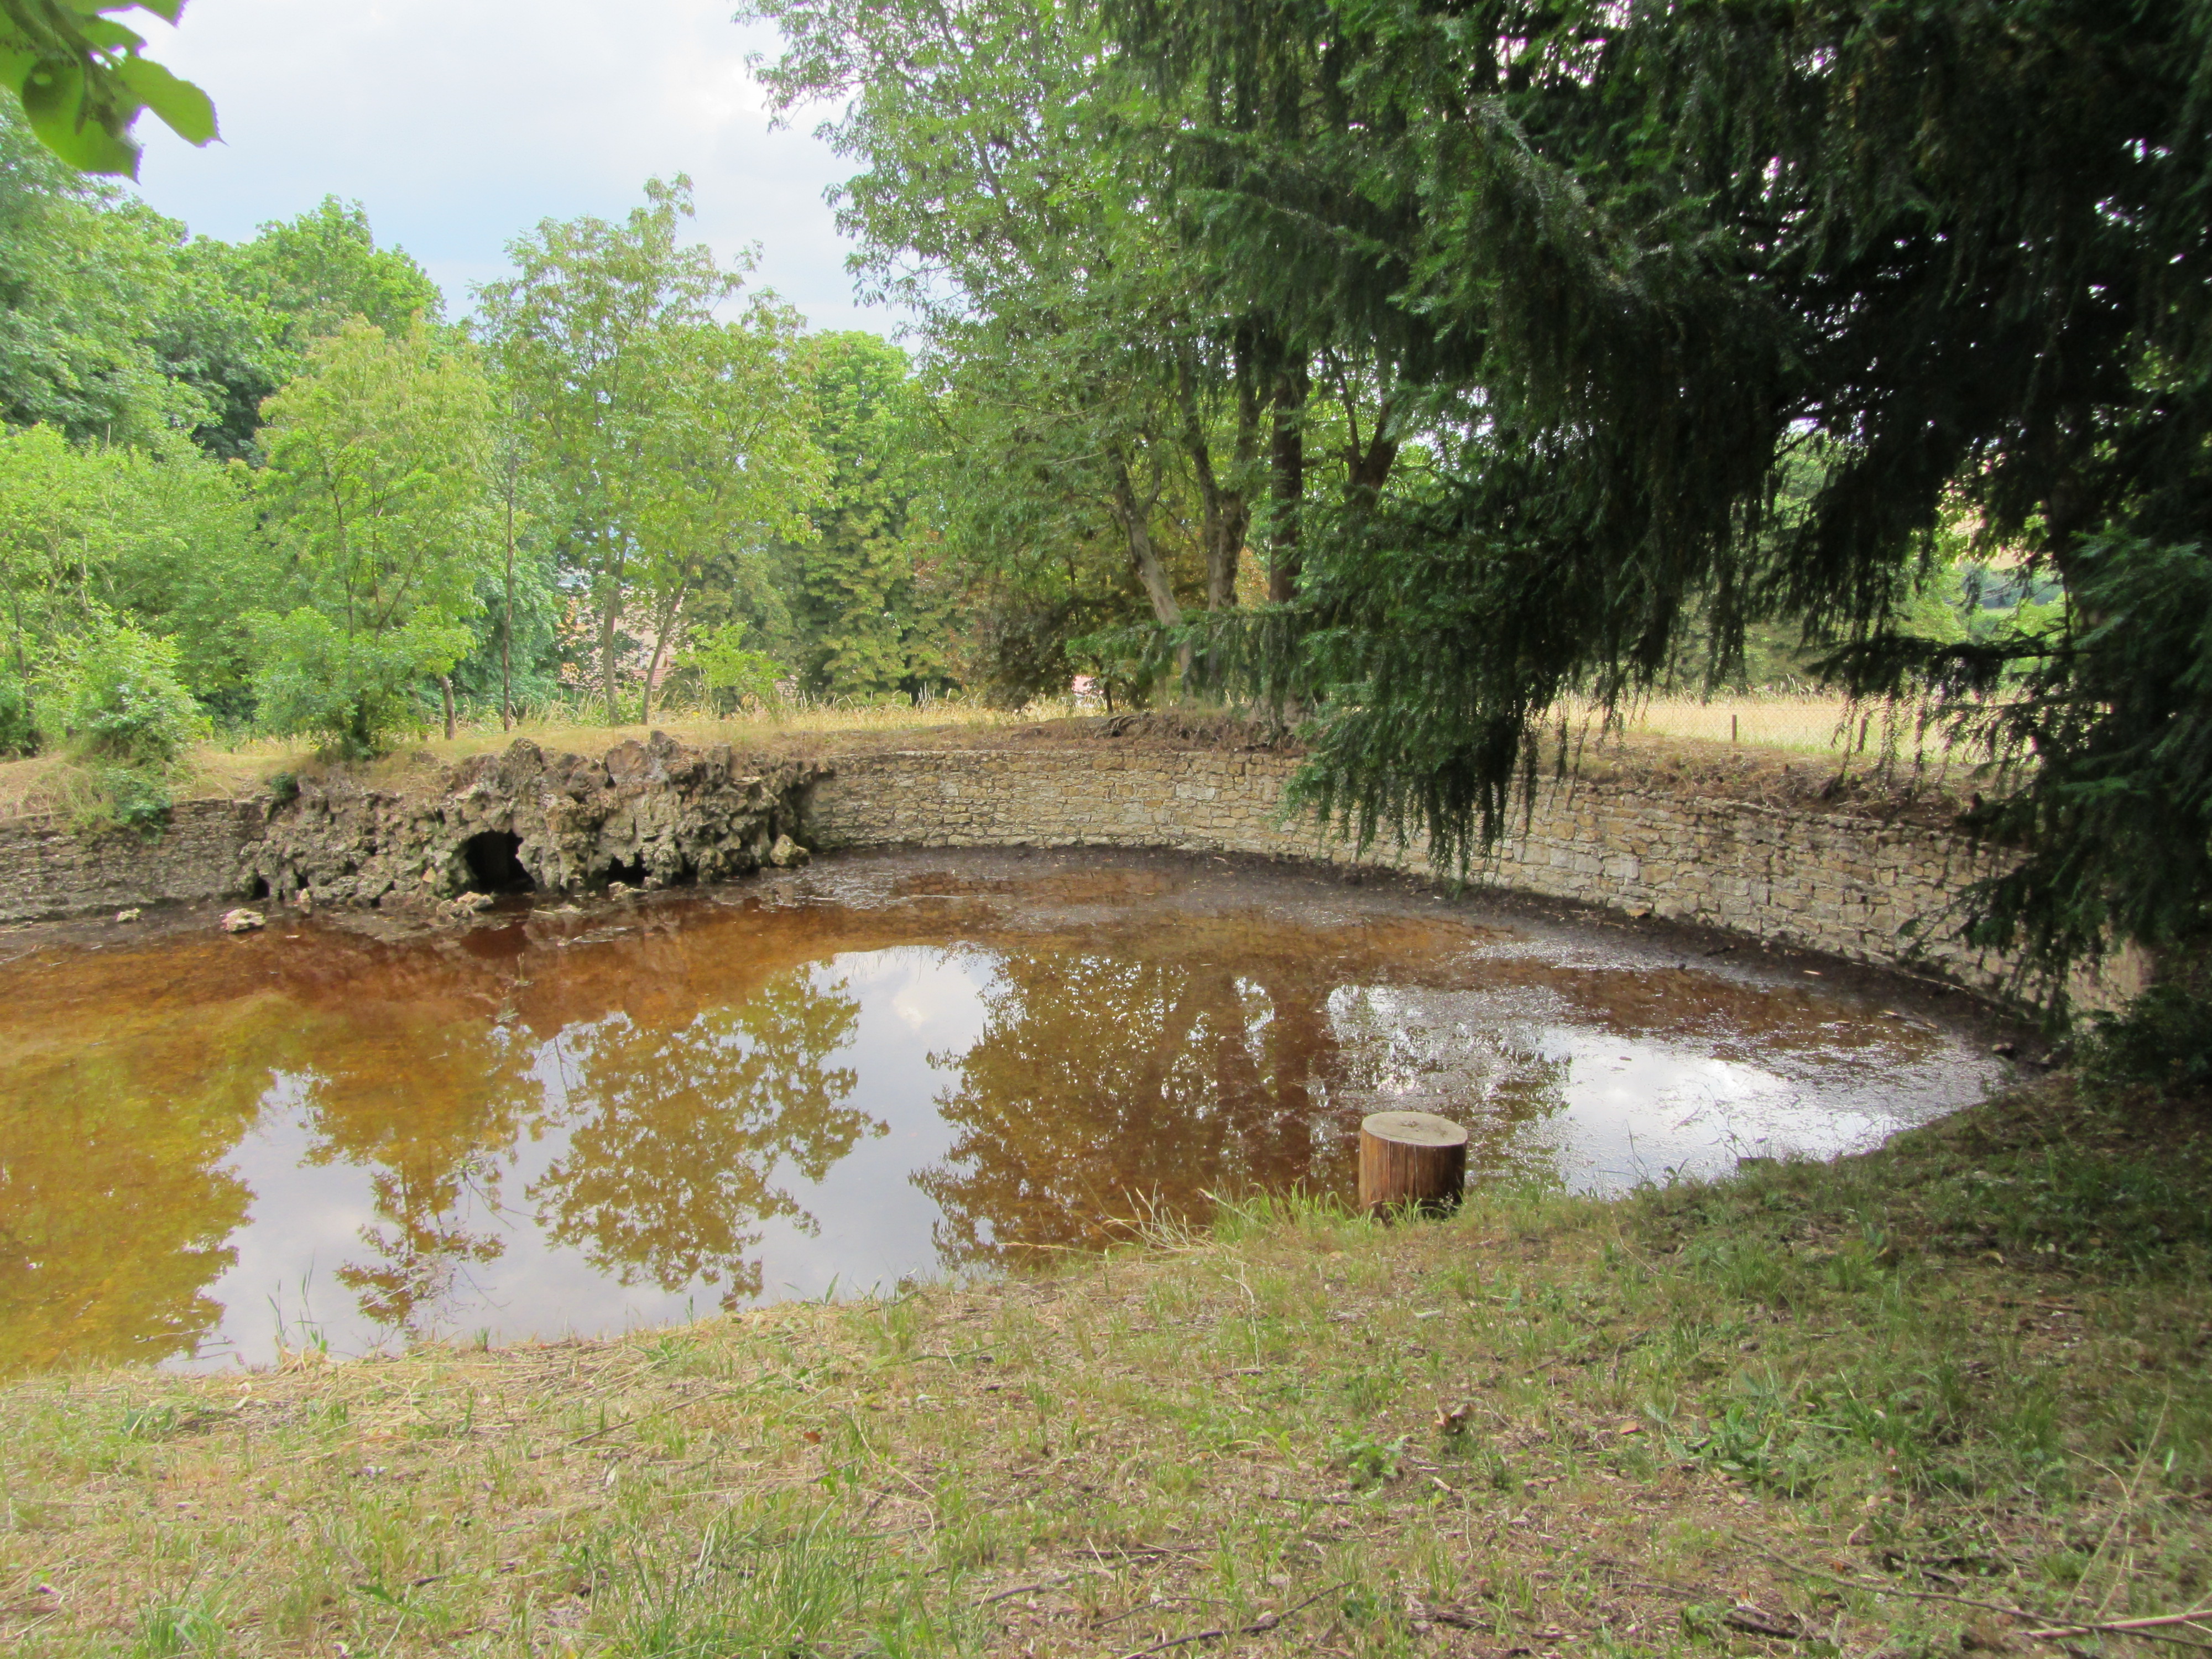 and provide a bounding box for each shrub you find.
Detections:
[81,763,175,835]
[249,607,472,758]
[682,621,787,716]
[44,622,207,766]
[0,675,36,758]
[2079,983,2212,1096]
